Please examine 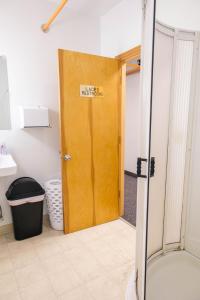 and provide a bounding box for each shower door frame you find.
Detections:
[136,4,200,300]
[135,0,156,299]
